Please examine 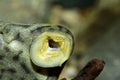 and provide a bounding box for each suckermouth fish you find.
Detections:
[0,21,74,80]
